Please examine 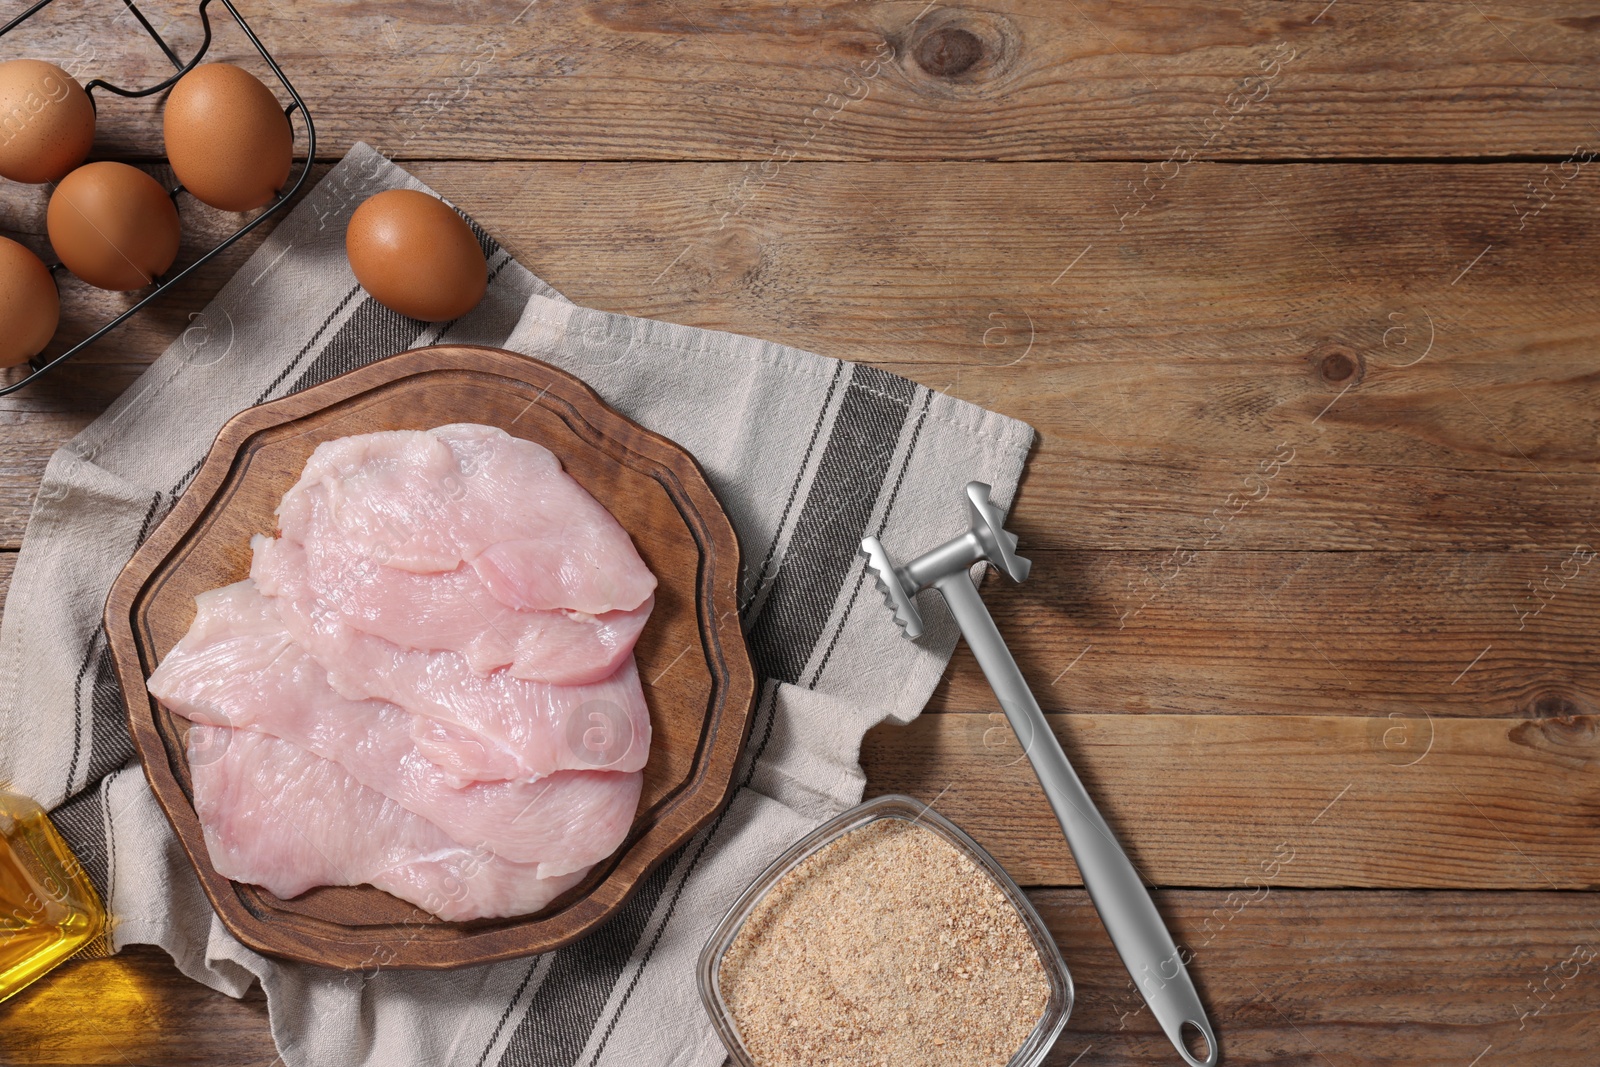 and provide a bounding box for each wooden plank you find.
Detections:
[5,161,1597,550]
[431,161,1600,556]
[1039,888,1600,1066]
[6,0,1598,160]
[928,548,1600,721]
[4,892,1597,1065]
[0,946,274,1067]
[860,711,1600,889]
